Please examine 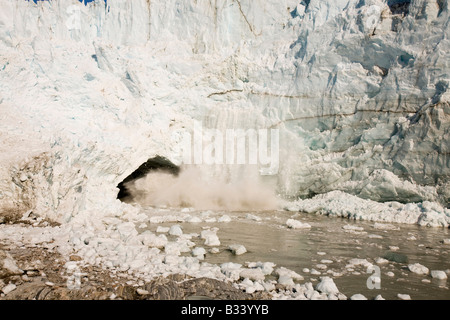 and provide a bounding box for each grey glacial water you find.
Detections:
[141,208,450,300]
